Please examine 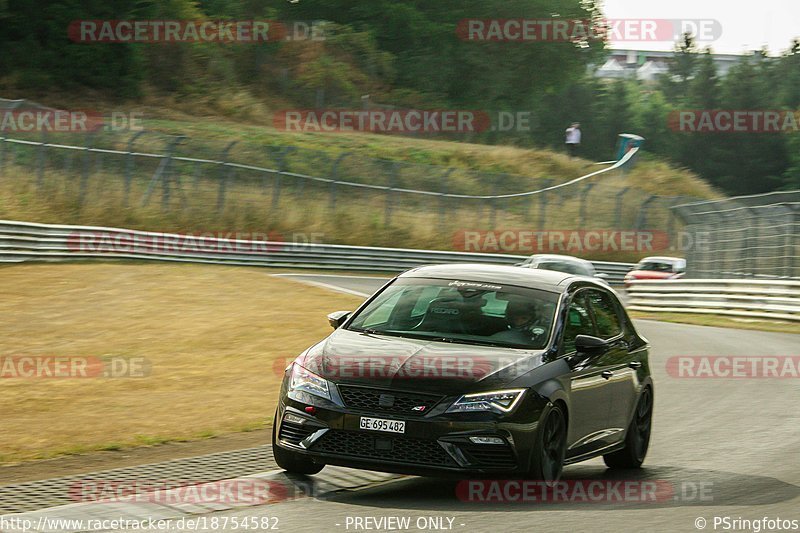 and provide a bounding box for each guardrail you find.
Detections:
[627,279,800,322]
[0,220,634,284]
